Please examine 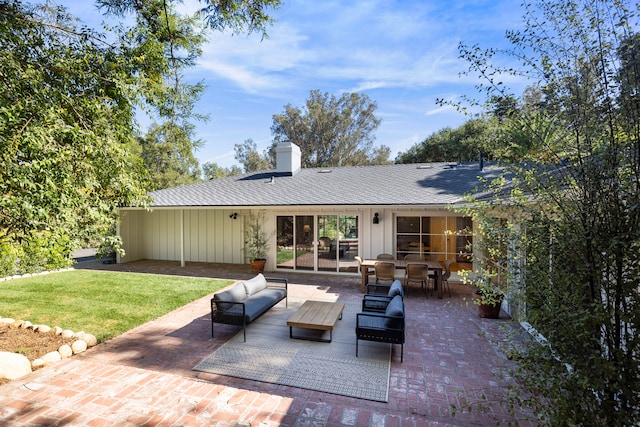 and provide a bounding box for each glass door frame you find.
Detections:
[276,213,360,273]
